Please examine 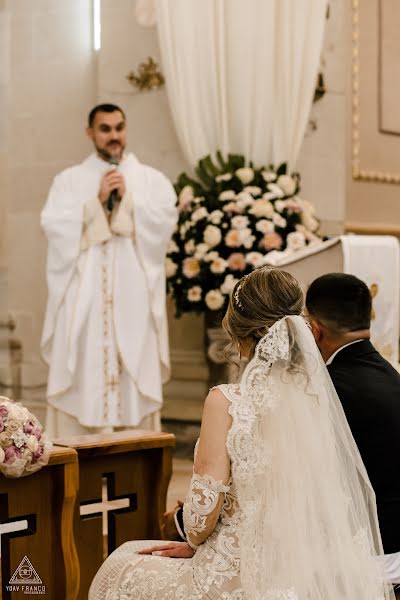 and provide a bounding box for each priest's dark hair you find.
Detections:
[88,103,126,127]
[306,273,372,332]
